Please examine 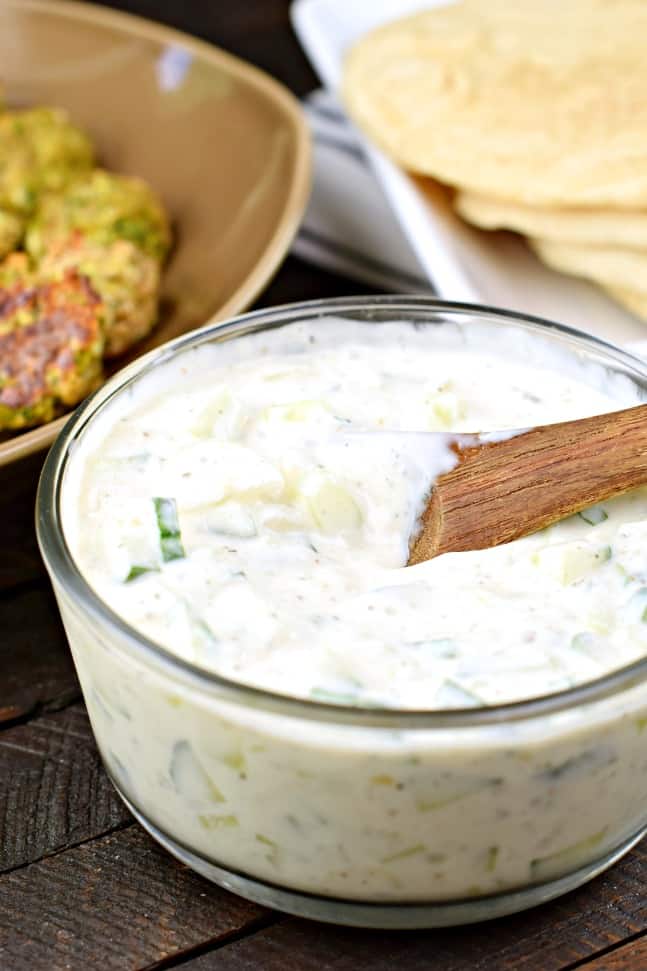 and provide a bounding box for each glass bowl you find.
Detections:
[36,297,647,928]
